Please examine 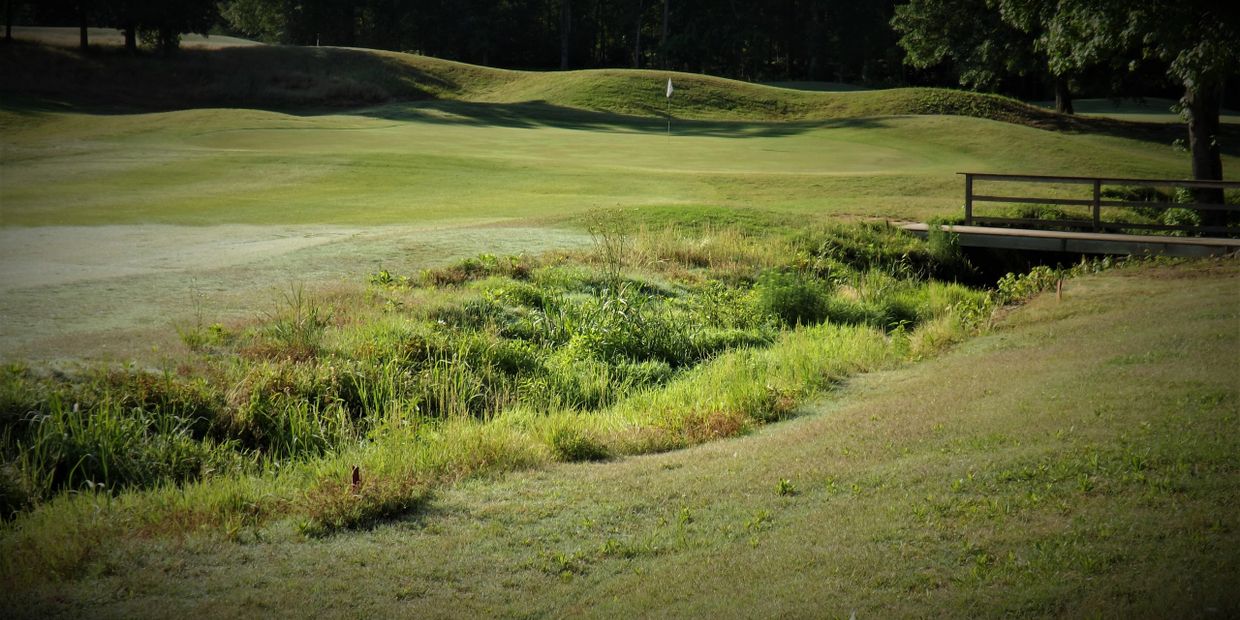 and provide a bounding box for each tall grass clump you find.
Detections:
[753,270,833,326]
